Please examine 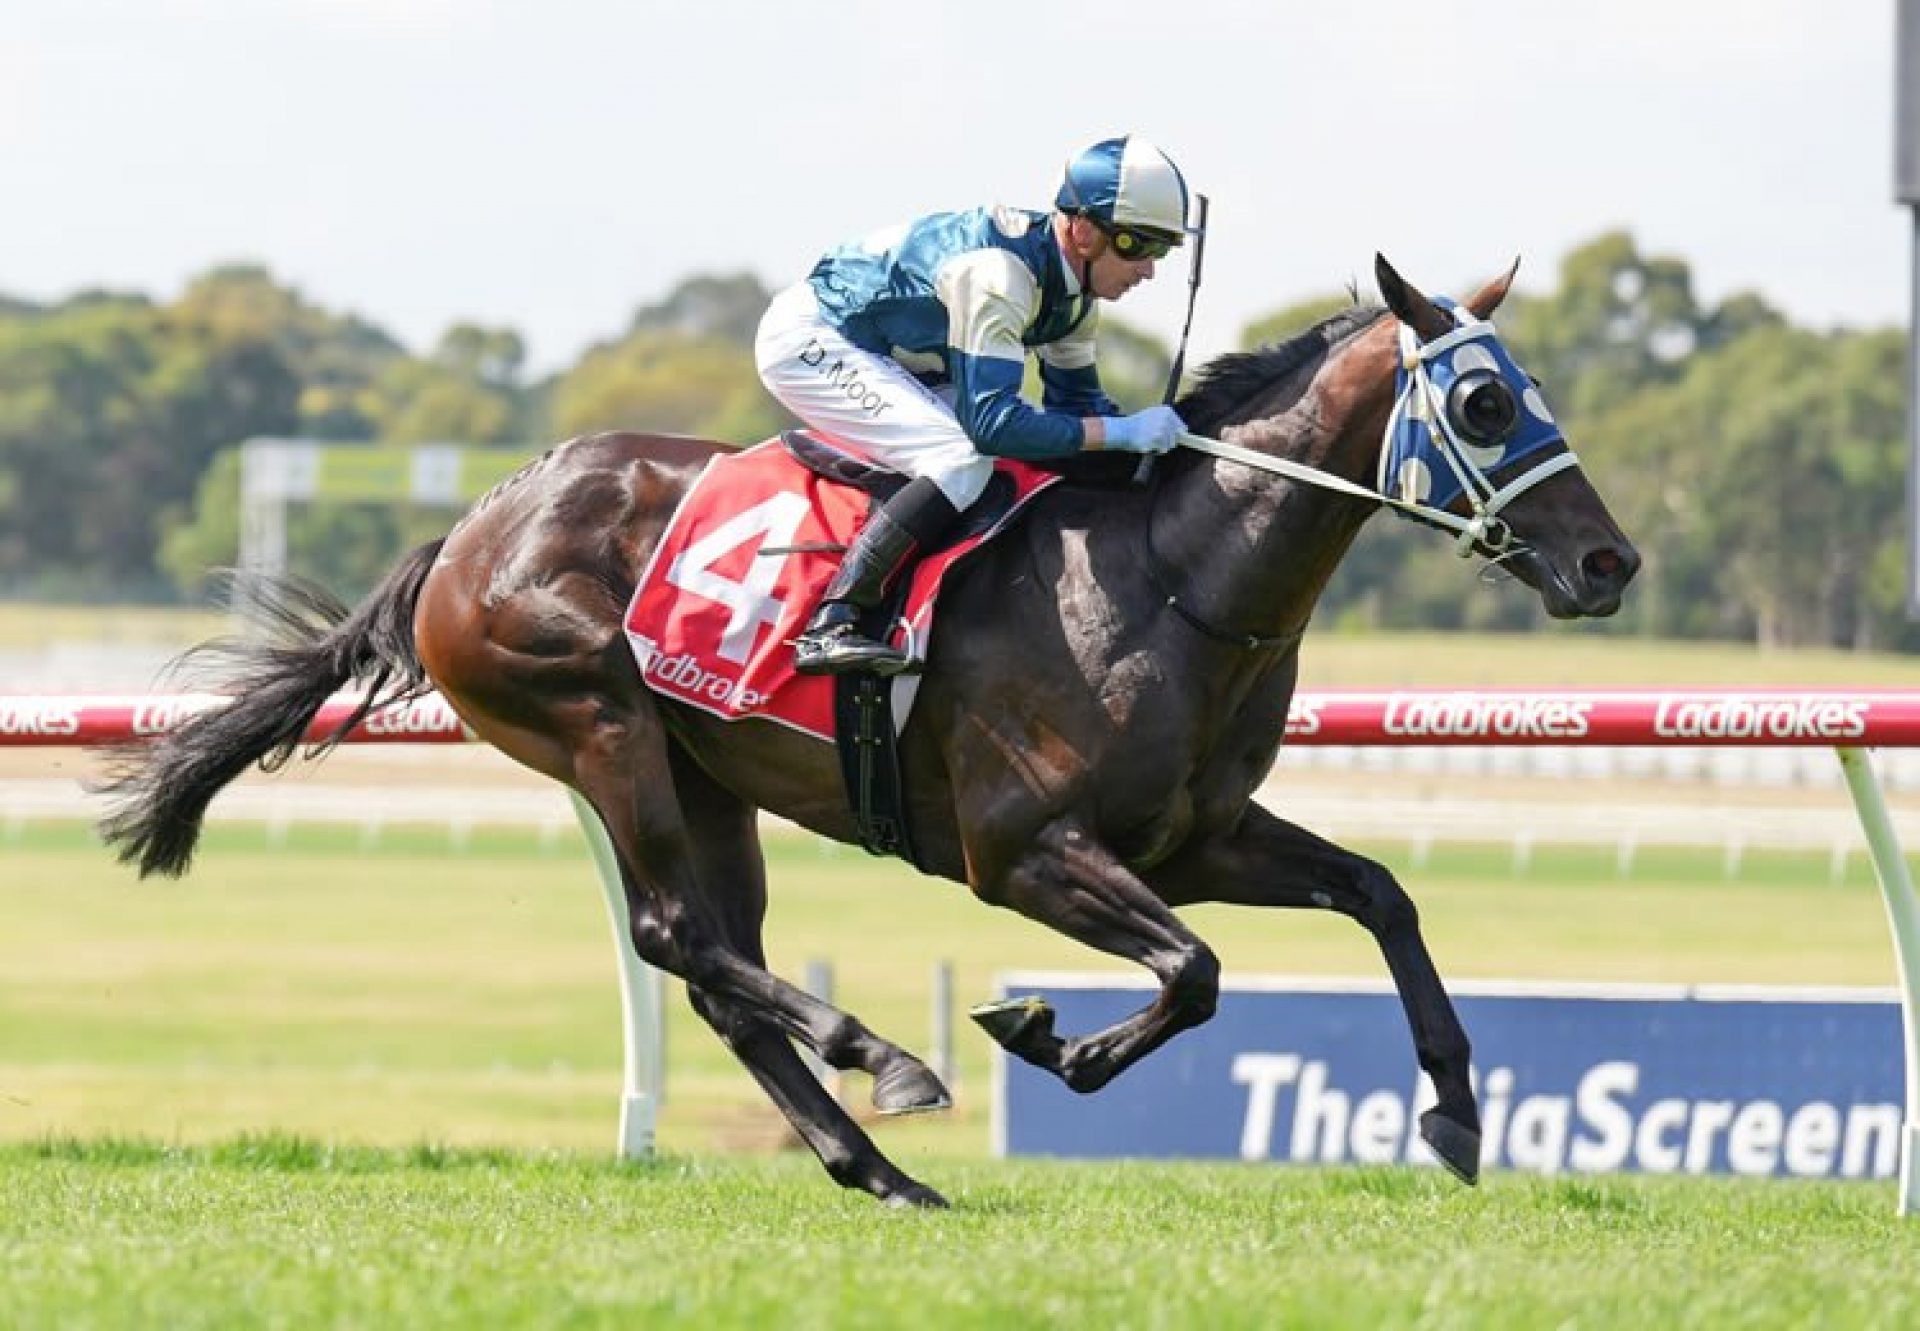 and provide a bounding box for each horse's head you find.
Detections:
[1370,254,1640,618]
